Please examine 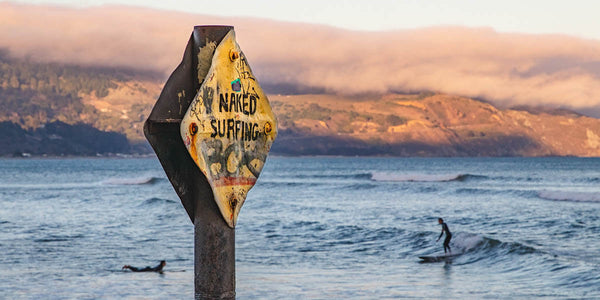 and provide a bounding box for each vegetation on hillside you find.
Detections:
[273,101,408,135]
[0,52,119,98]
[0,49,157,130]
[0,50,155,155]
[2,49,599,157]
[0,50,120,127]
